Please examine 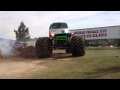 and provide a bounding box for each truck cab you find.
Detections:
[49,22,73,48]
[49,22,70,36]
